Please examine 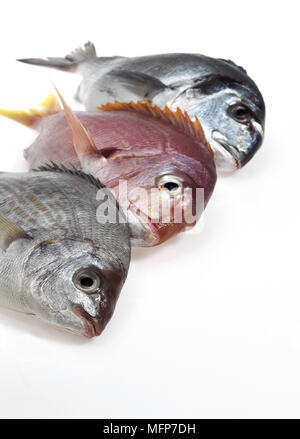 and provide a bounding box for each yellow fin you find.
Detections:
[40,93,61,114]
[98,100,213,154]
[0,93,61,127]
